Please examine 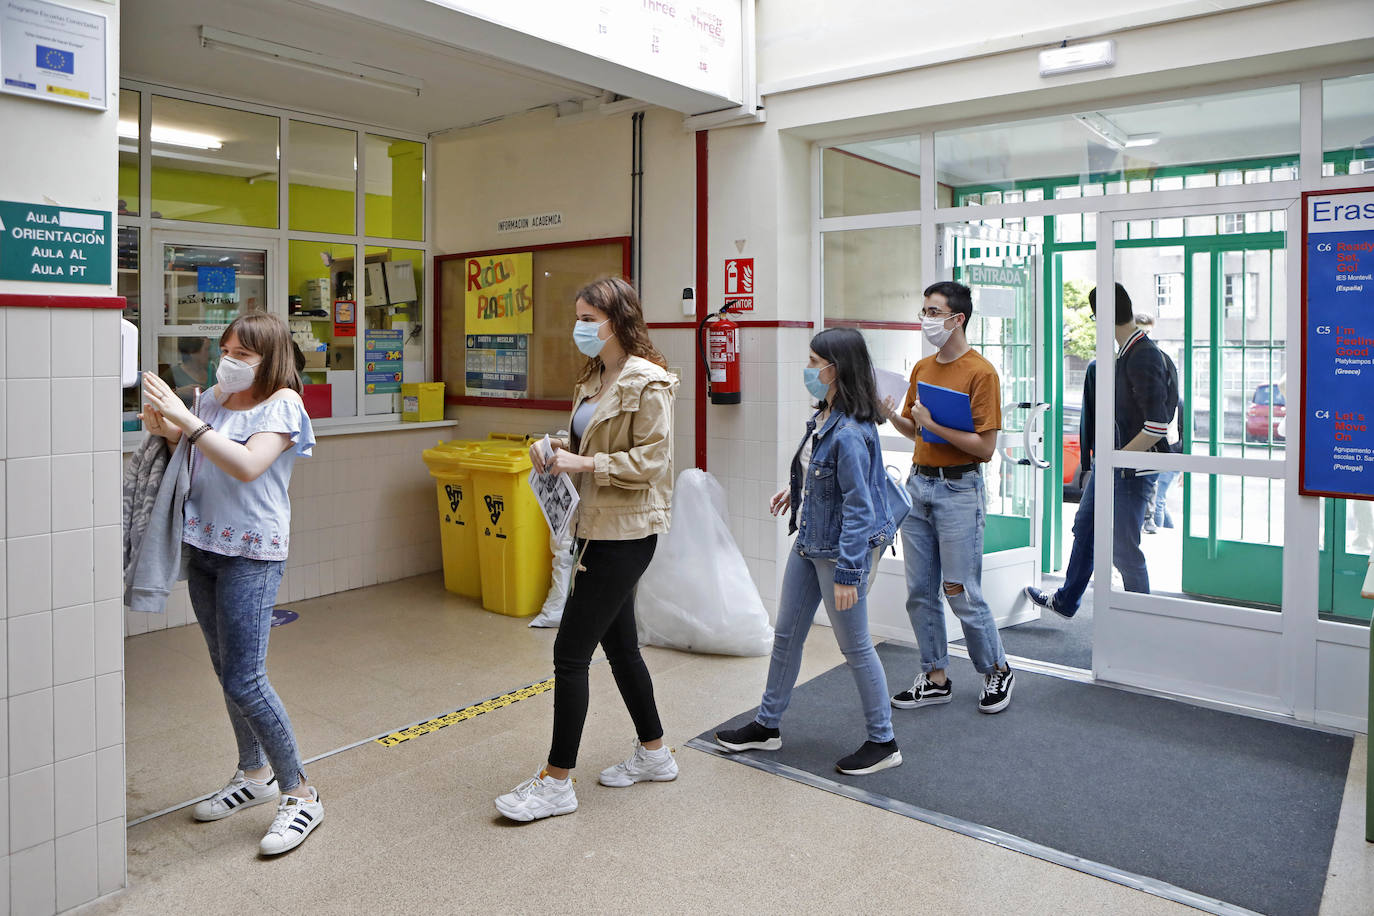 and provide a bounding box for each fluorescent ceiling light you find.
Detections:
[1073,112,1160,151]
[117,120,223,150]
[200,26,424,96]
